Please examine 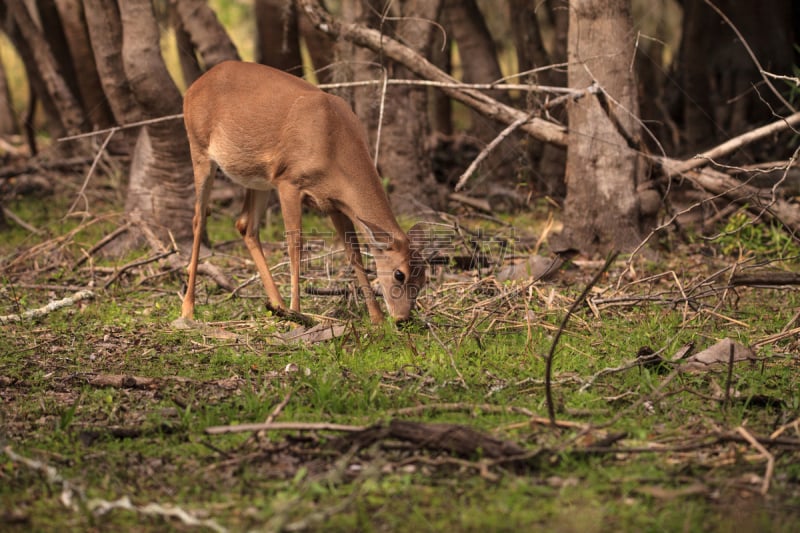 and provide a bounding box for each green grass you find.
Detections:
[2,185,800,532]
